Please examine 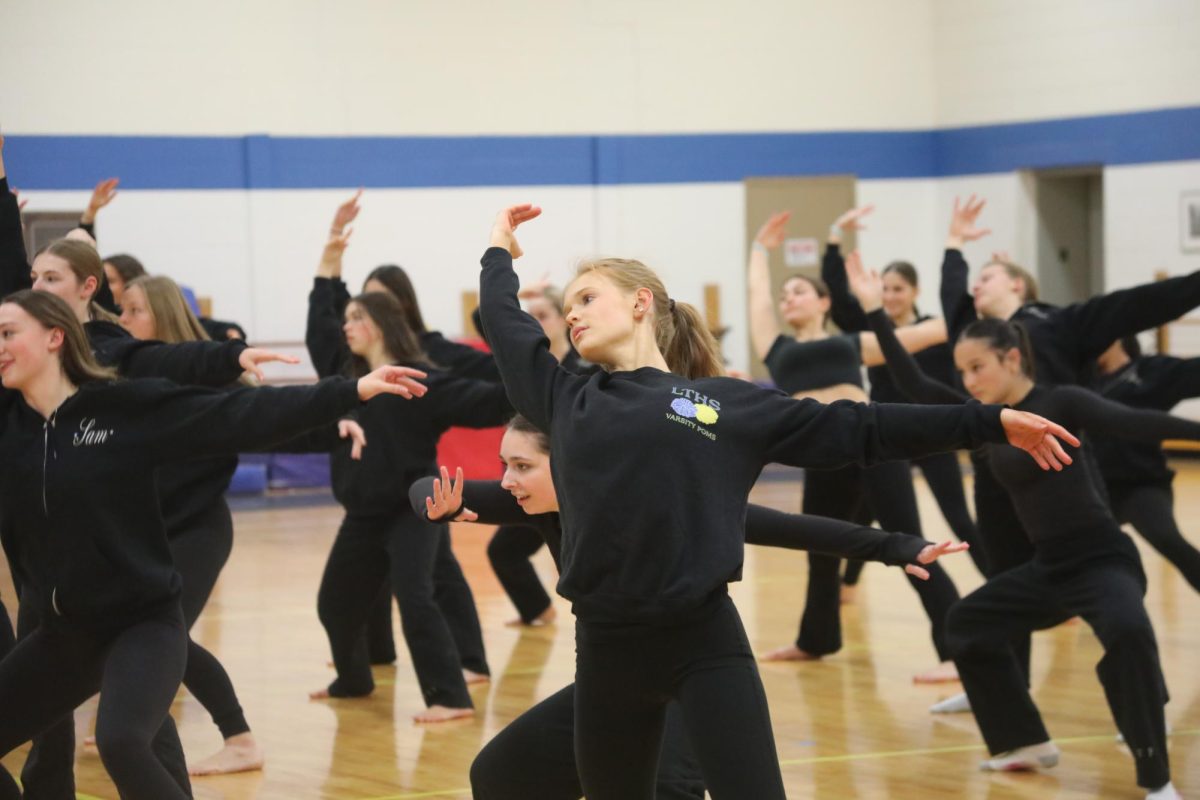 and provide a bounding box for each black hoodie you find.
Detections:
[0,377,361,632]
